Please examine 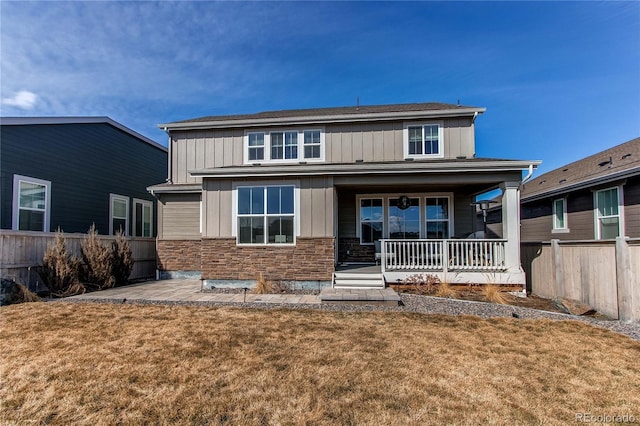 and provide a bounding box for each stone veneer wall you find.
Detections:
[201,237,335,281]
[338,237,375,263]
[157,239,202,271]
